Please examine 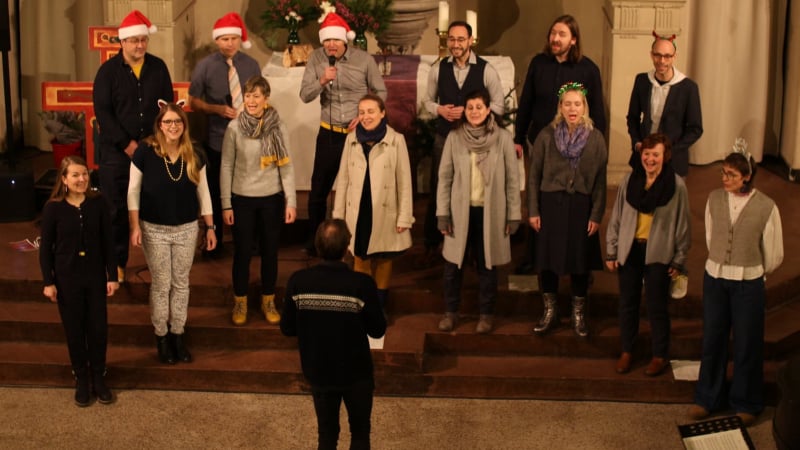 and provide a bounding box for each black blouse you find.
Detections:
[132,143,205,226]
[39,195,117,287]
